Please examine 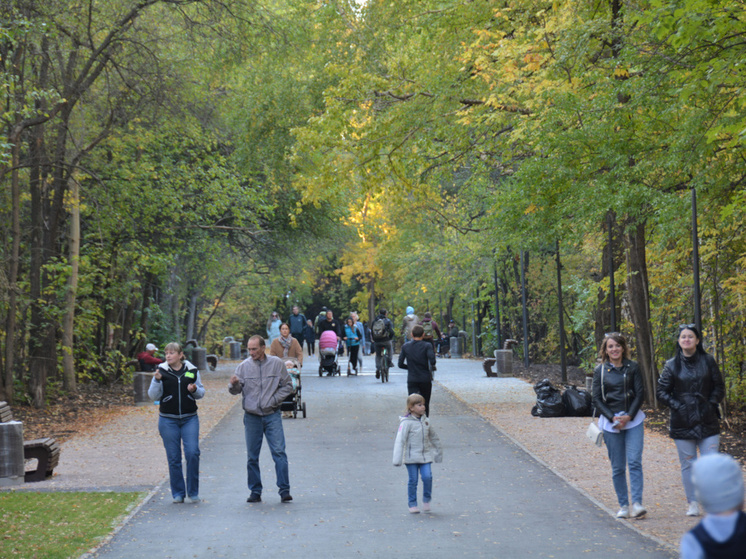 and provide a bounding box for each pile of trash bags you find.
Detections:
[531,378,593,417]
